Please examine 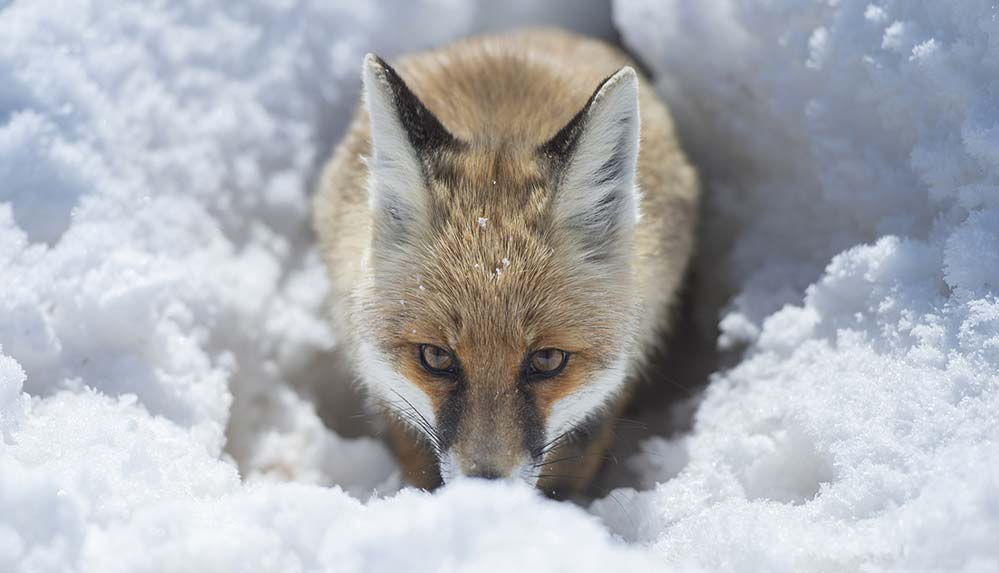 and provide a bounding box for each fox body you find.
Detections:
[313,29,698,495]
